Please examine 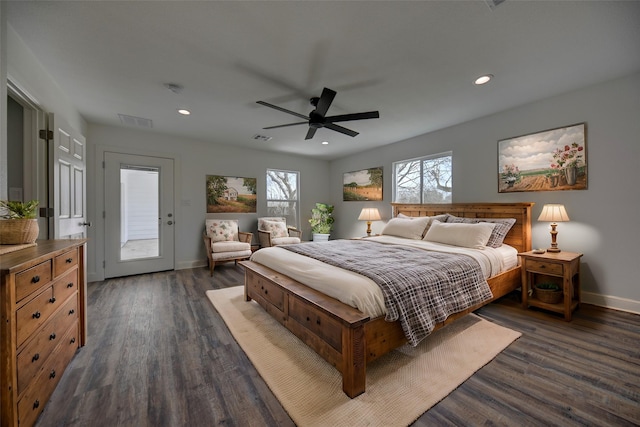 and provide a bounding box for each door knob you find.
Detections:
[167,221,174,225]
[81,221,92,227]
